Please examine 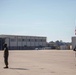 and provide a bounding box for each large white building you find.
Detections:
[0,35,47,50]
[72,36,76,49]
